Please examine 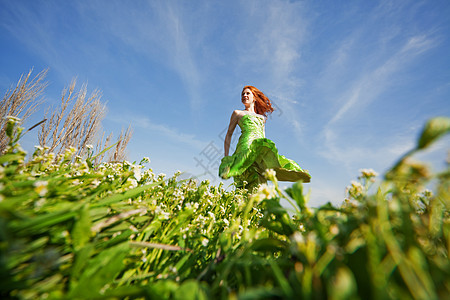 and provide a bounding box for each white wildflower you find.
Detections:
[161,211,170,220]
[207,211,215,221]
[202,238,209,247]
[35,198,46,208]
[346,180,364,198]
[99,284,110,295]
[132,165,142,181]
[422,189,433,198]
[68,147,77,154]
[127,178,137,188]
[251,183,276,203]
[263,169,277,181]
[5,115,21,122]
[359,168,378,178]
[33,181,48,196]
[330,224,339,235]
[112,231,122,238]
[155,206,170,220]
[291,232,304,243]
